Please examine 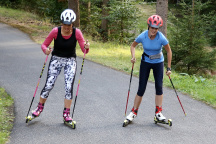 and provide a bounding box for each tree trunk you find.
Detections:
[156,0,168,37]
[192,0,194,29]
[68,0,80,28]
[101,0,109,41]
[190,0,194,51]
[88,1,91,22]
